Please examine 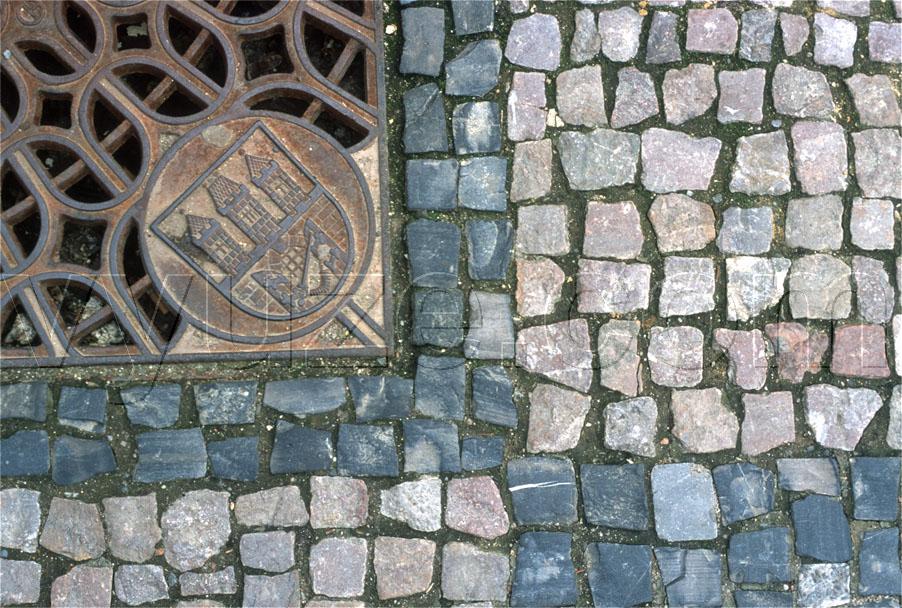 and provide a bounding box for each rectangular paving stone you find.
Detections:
[0,430,50,477]
[134,429,206,482]
[0,383,48,421]
[349,376,413,422]
[262,378,346,417]
[270,422,333,474]
[507,456,577,525]
[194,381,257,425]
[58,386,107,434]
[581,463,649,531]
[586,543,653,608]
[337,424,399,477]
[511,532,577,608]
